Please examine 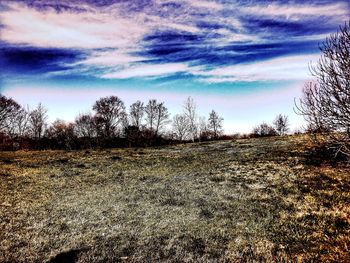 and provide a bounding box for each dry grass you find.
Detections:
[0,135,349,262]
